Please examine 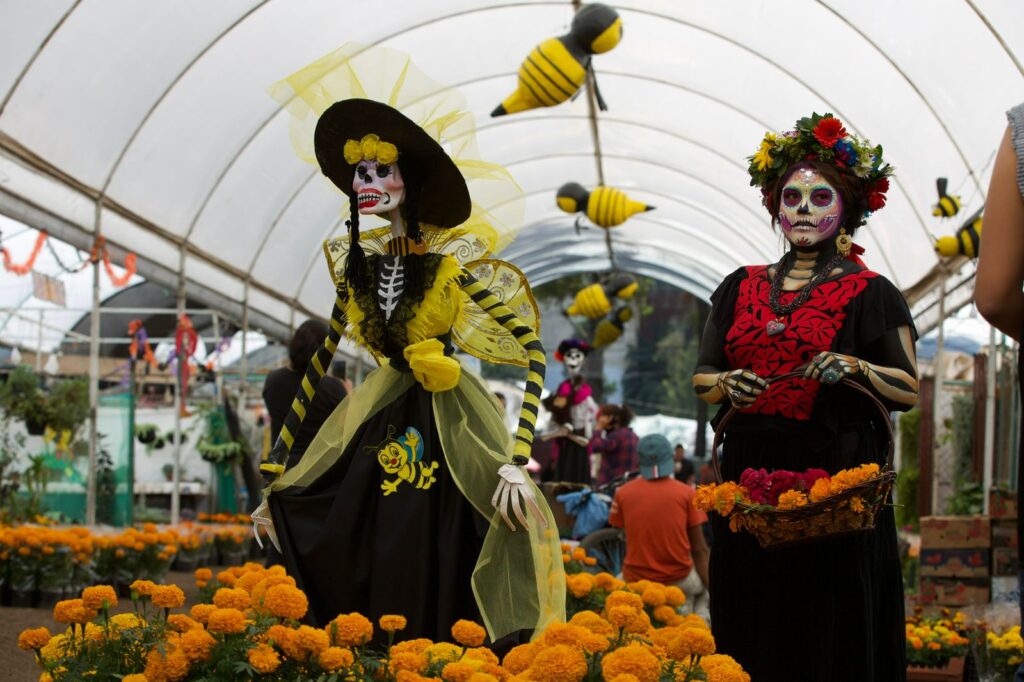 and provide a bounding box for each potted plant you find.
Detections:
[46,378,89,437]
[906,614,970,681]
[135,423,158,445]
[0,366,51,436]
